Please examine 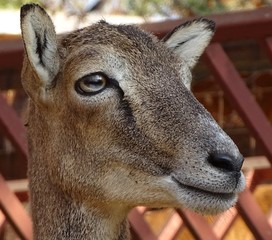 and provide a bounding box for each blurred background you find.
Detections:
[1,1,272,240]
[1,0,272,33]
